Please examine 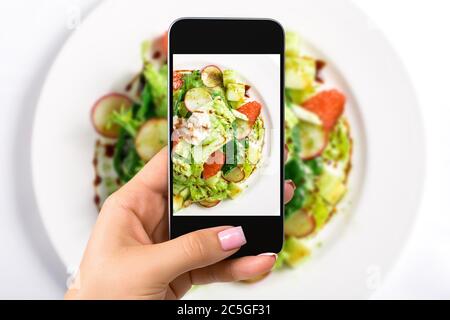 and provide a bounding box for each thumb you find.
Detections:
[146,226,247,282]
